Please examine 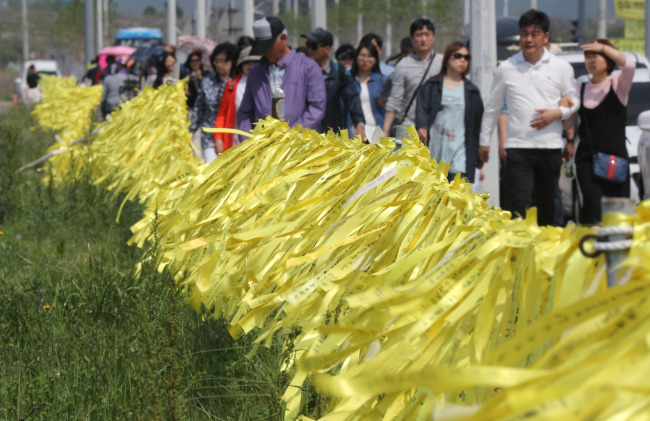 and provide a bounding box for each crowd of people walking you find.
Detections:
[83,8,636,227]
